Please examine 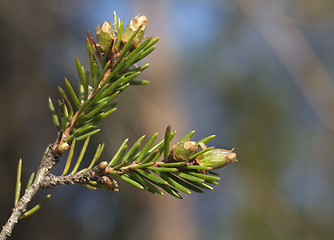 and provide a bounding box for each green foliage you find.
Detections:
[45,11,236,198]
[59,127,236,199]
[14,159,22,206]
[19,195,51,219]
[12,11,236,223]
[48,11,157,151]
